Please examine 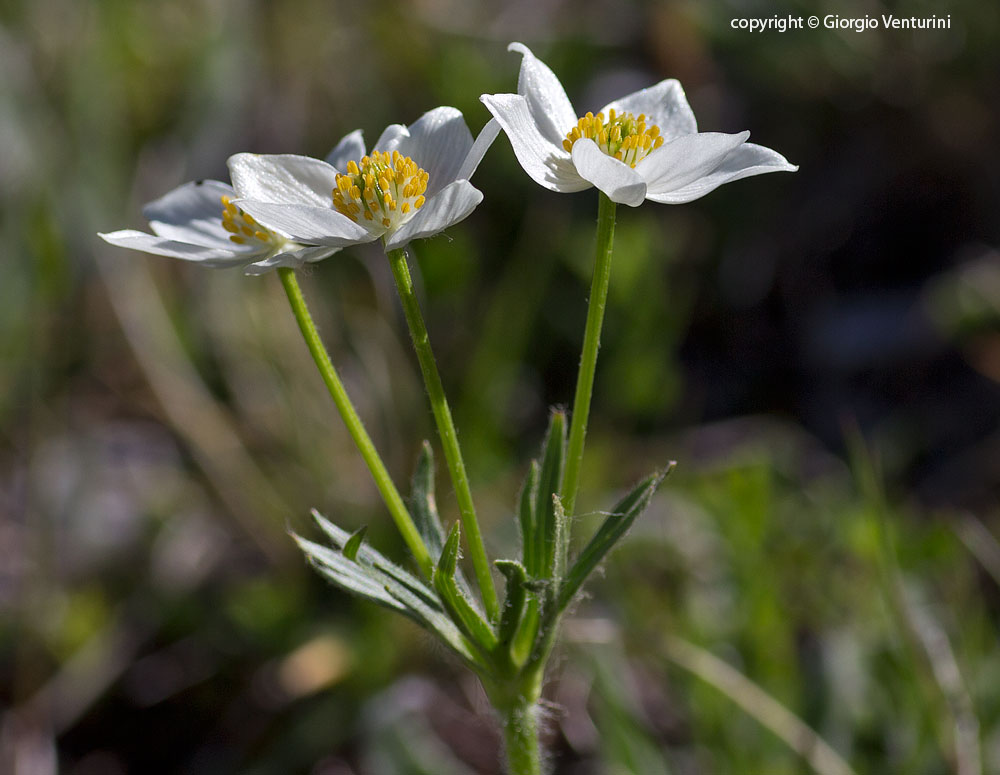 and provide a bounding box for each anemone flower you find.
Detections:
[229,107,498,253]
[481,43,796,207]
[99,179,339,276]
